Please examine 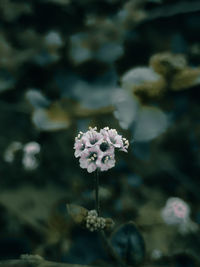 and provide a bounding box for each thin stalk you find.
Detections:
[94,171,124,266]
[95,169,100,215]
